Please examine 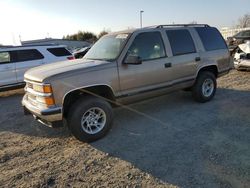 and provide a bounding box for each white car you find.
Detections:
[234,41,250,70]
[0,45,74,91]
